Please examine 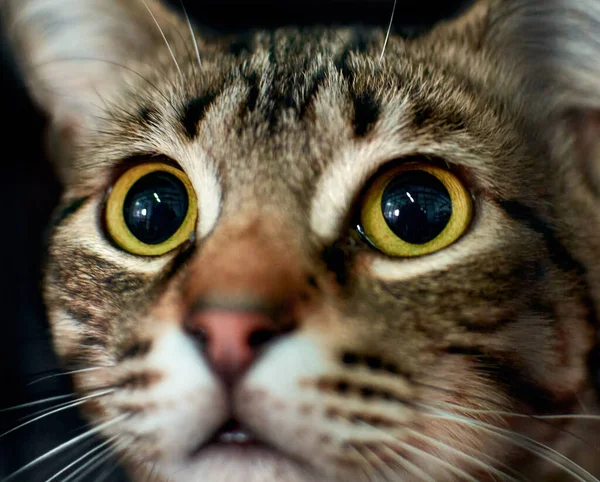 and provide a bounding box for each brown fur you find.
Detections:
[4,0,600,480]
